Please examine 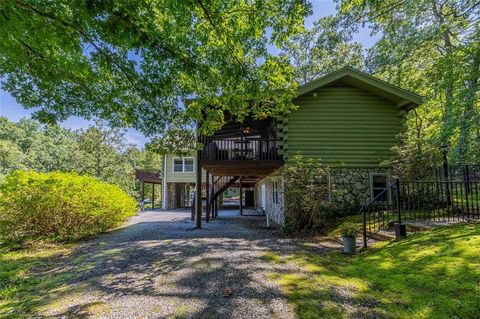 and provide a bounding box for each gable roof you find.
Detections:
[297,66,423,110]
